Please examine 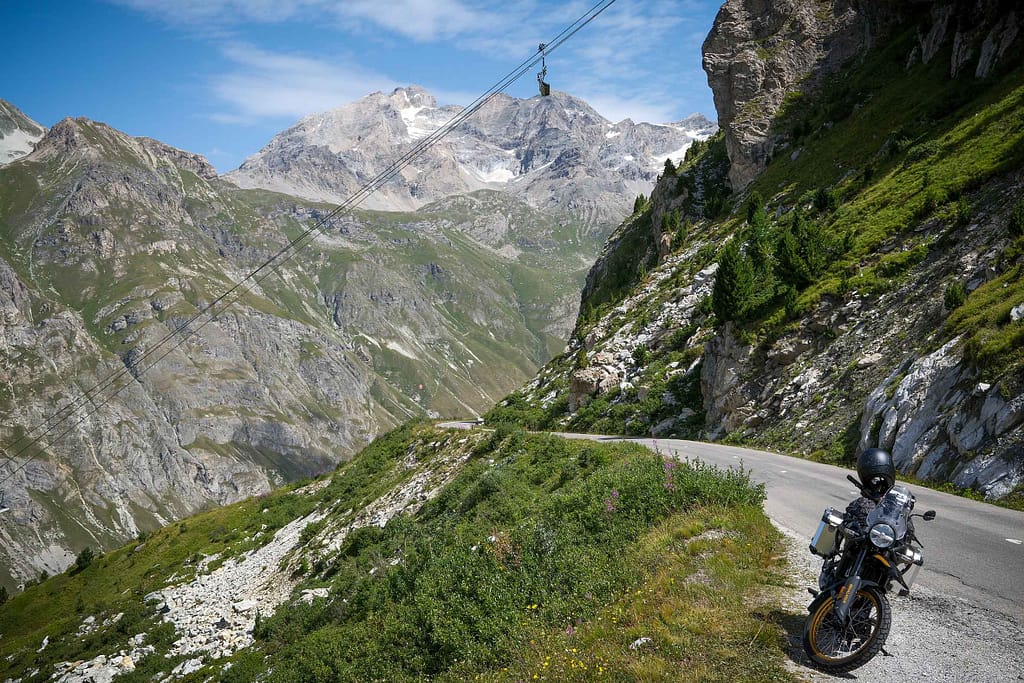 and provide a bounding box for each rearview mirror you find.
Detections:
[922,510,936,521]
